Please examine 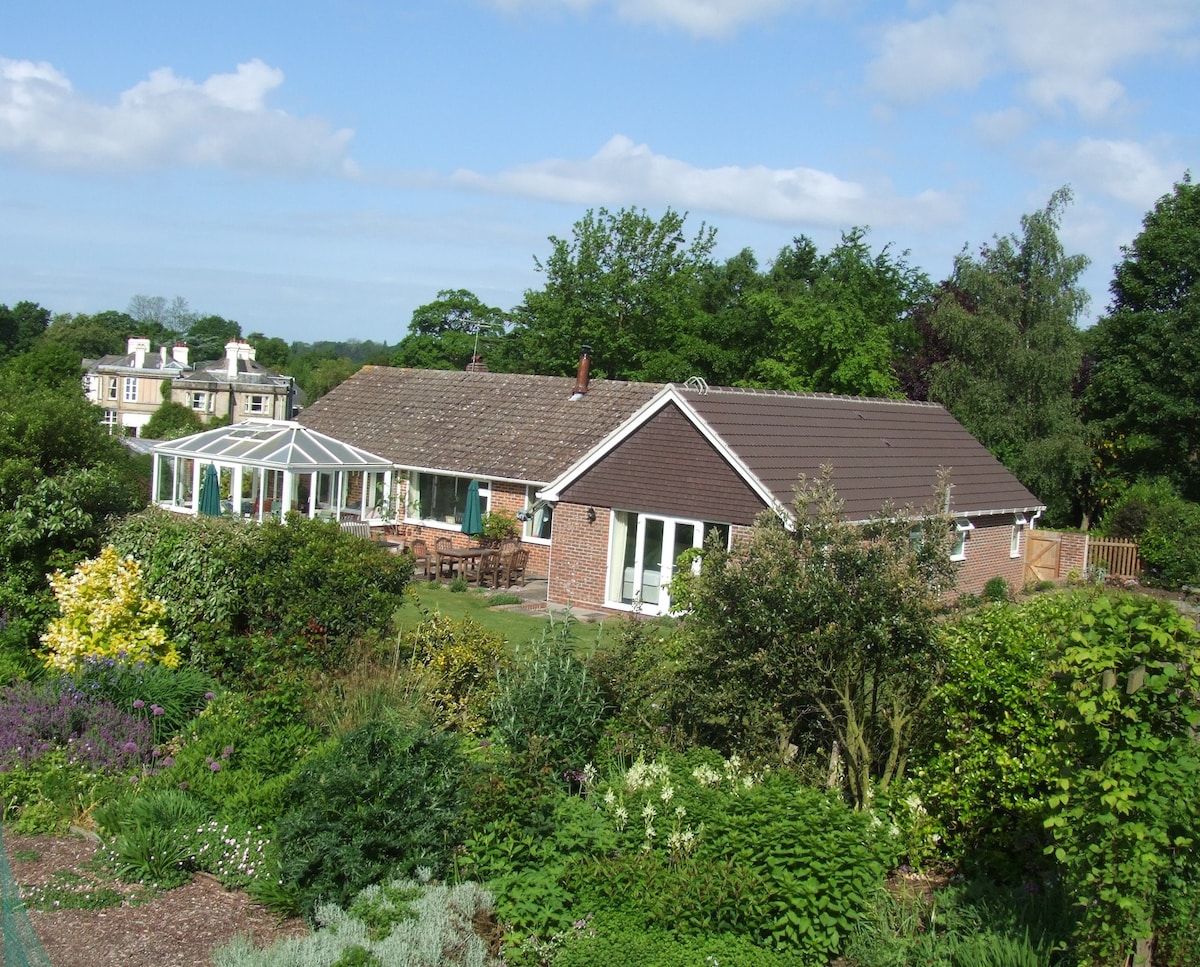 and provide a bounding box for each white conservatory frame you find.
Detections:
[150,419,394,523]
